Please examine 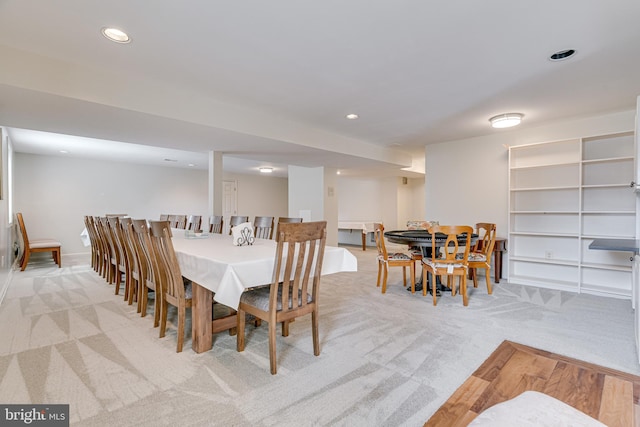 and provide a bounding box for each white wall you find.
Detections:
[226,172,288,221]
[337,175,425,246]
[425,108,636,278]
[14,153,288,255]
